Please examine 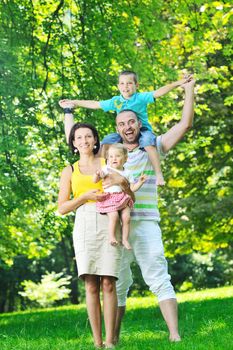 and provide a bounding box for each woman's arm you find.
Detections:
[58,166,107,215]
[58,166,87,215]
